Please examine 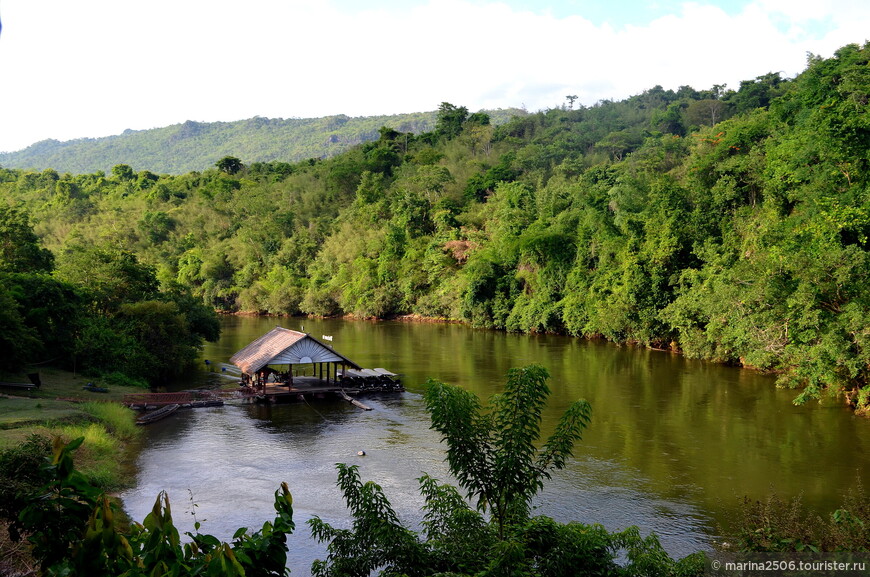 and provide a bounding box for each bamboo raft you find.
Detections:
[123,391,228,409]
